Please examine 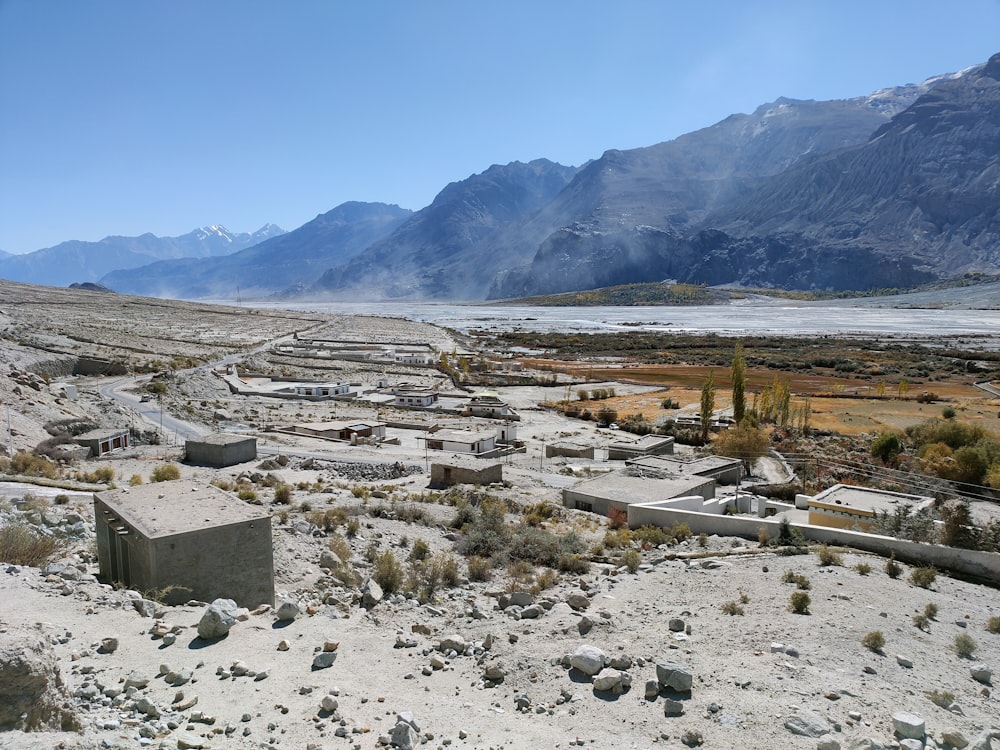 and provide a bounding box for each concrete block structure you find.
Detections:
[545,442,596,459]
[627,454,743,485]
[422,429,496,455]
[562,472,715,518]
[73,428,130,457]
[429,456,502,488]
[185,434,257,467]
[805,484,934,531]
[606,434,674,461]
[94,480,273,607]
[292,420,386,443]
